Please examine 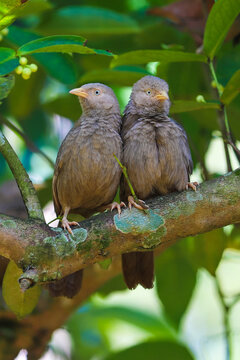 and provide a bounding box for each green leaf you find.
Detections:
[220,70,240,105]
[0,47,18,75]
[0,0,22,14]
[0,0,26,30]
[17,35,114,57]
[0,74,14,100]
[80,66,150,86]
[170,100,220,114]
[106,341,194,360]
[7,26,78,84]
[0,47,16,63]
[2,260,41,318]
[14,0,52,17]
[17,35,87,55]
[70,304,174,339]
[35,53,78,84]
[156,248,196,326]
[111,50,207,68]
[203,0,240,59]
[37,6,140,36]
[0,58,18,75]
